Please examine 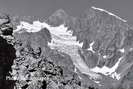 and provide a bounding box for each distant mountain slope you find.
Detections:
[45,6,133,89]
